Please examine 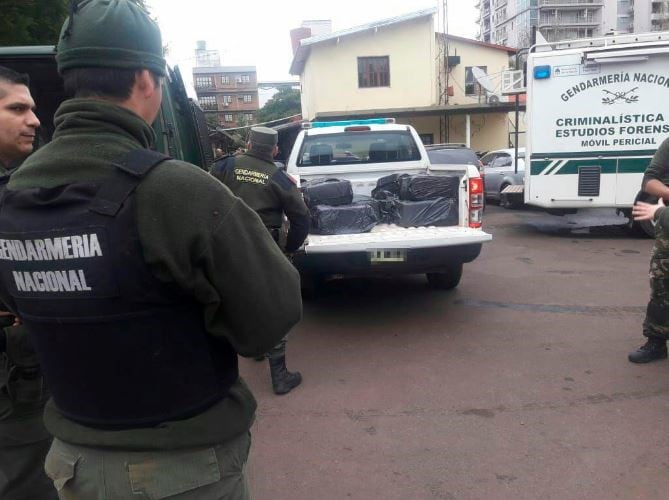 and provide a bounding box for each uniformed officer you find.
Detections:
[0,2,302,498]
[211,127,310,395]
[629,137,669,363]
[0,65,57,500]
